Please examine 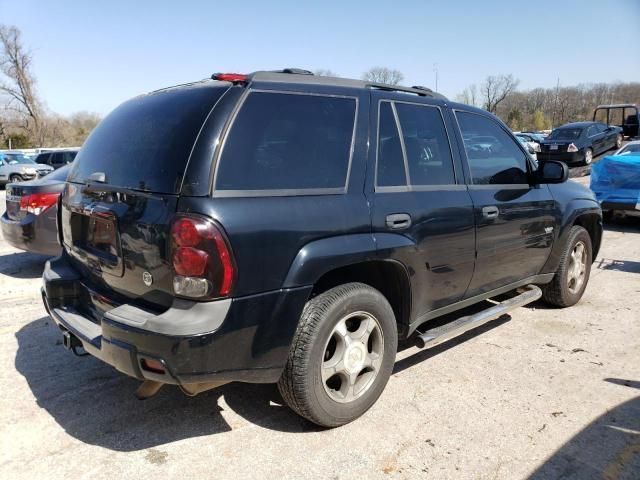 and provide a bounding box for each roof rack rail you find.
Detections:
[365,82,446,100]
[411,85,434,93]
[279,68,314,75]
